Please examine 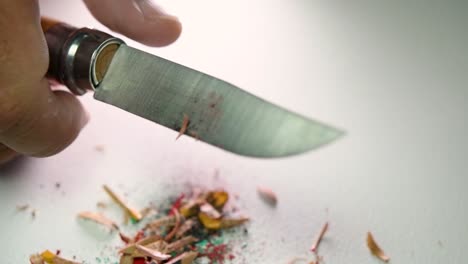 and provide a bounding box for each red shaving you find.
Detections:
[168,194,185,216]
[132,257,146,264]
[133,230,145,242]
[119,233,132,244]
